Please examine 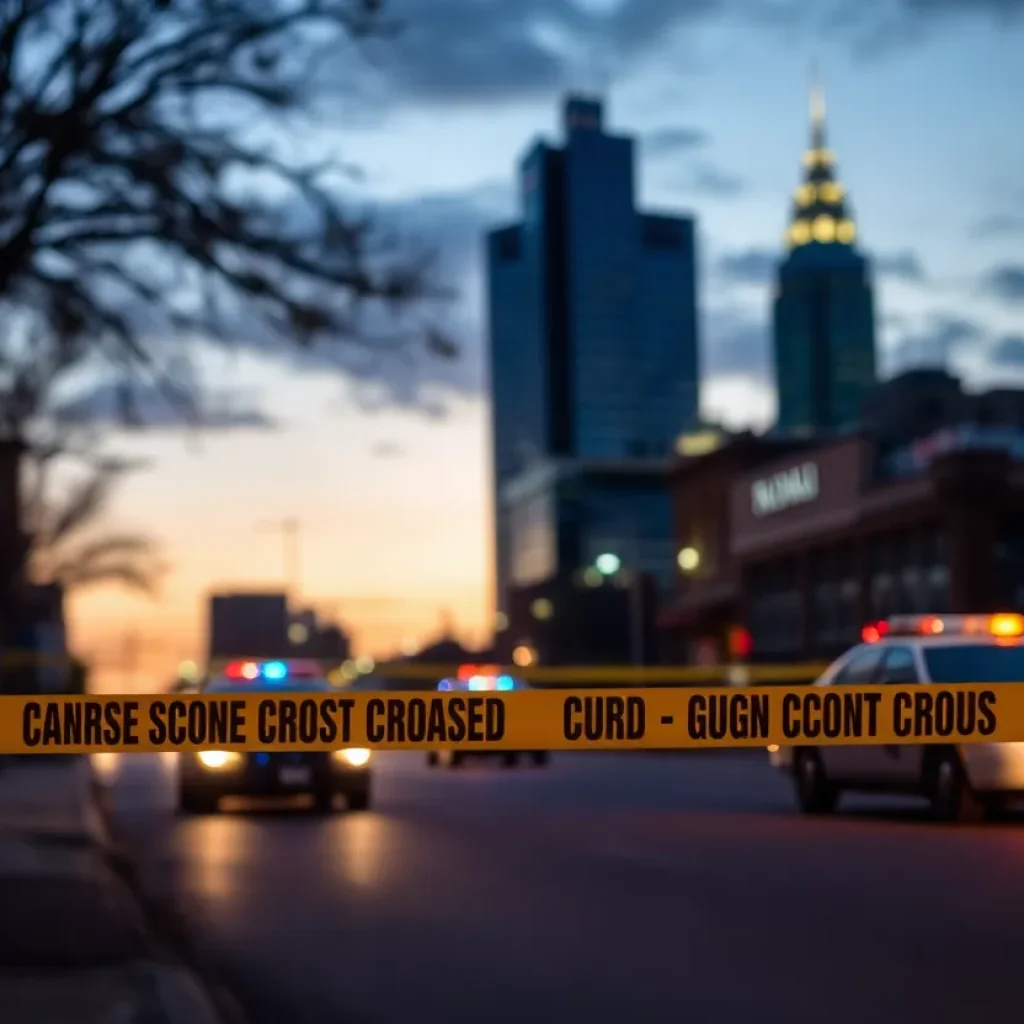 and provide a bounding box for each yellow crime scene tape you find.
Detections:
[0,684,1017,754]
